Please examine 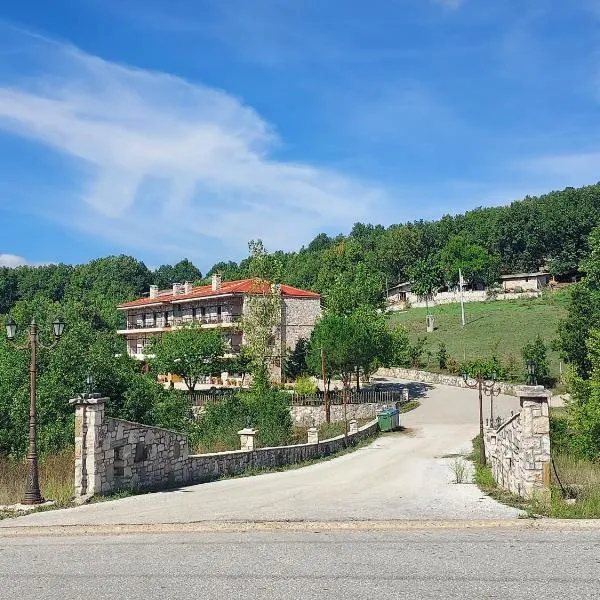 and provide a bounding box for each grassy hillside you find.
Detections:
[388,292,569,378]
